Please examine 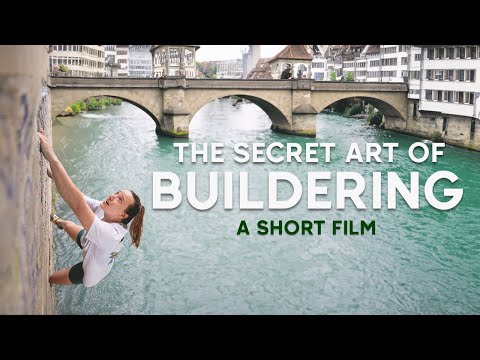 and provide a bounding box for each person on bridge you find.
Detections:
[38,129,145,288]
[280,64,293,79]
